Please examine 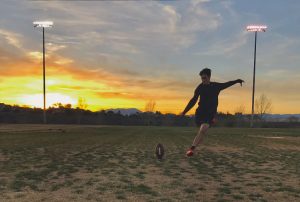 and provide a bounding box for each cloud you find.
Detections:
[27,51,43,60]
[0,0,224,82]
[0,29,28,67]
[54,58,73,65]
[96,91,184,101]
[190,0,211,8]
[22,0,221,55]
[0,29,23,49]
[195,31,248,56]
[1,0,300,113]
[184,0,220,32]
[47,43,67,53]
